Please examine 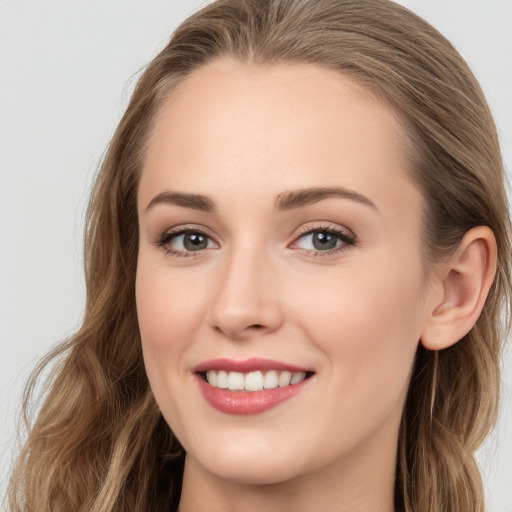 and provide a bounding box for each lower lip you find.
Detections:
[196,376,310,415]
